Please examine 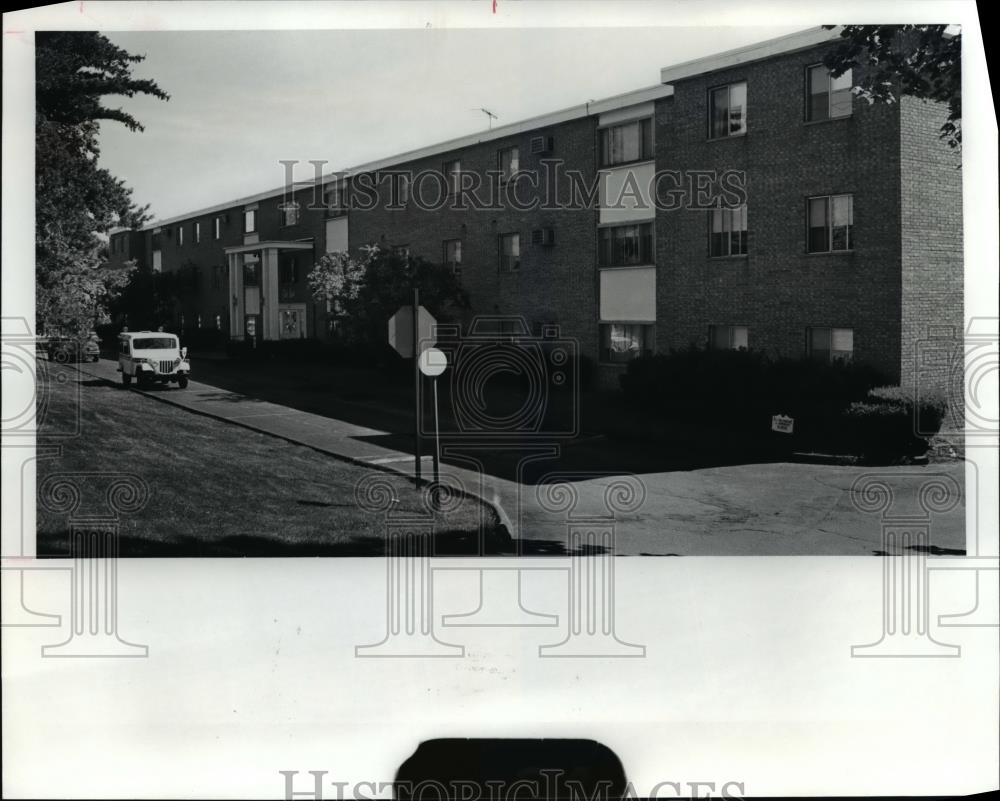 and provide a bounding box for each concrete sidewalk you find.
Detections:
[71,358,967,556]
